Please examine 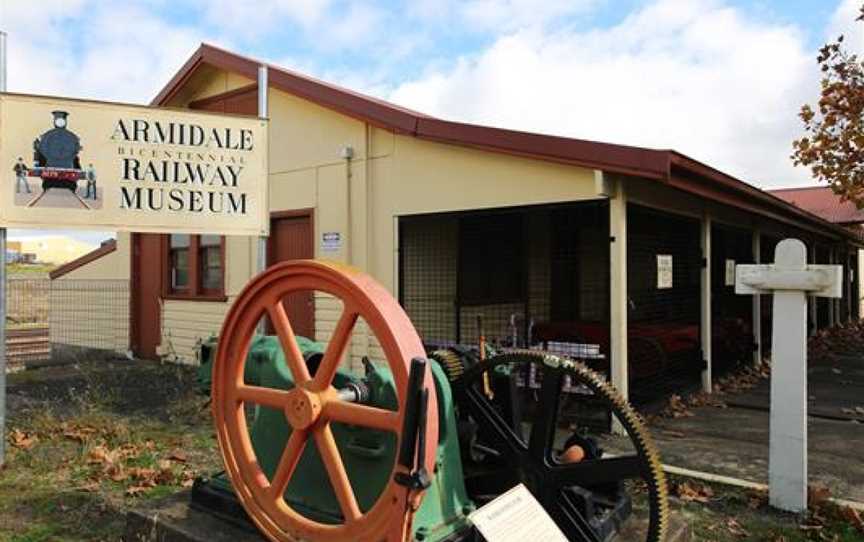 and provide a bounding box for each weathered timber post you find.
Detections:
[735,239,841,512]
